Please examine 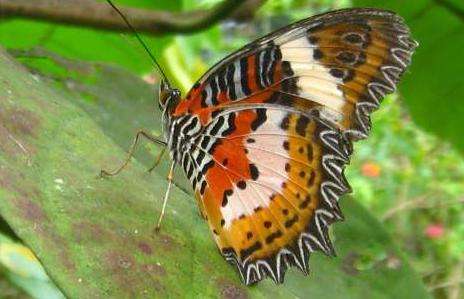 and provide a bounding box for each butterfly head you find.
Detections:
[158,80,181,114]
